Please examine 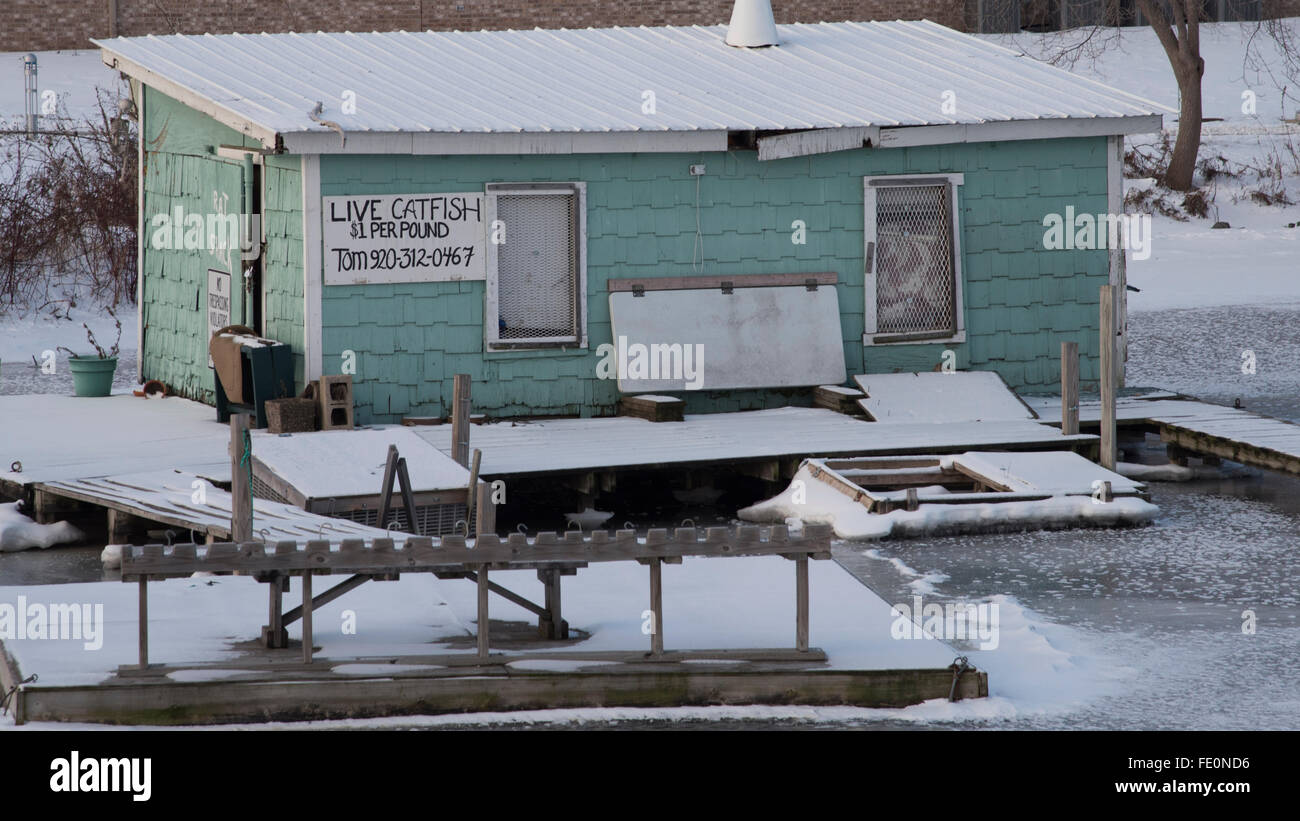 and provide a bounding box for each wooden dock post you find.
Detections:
[1061,341,1079,436]
[795,556,809,652]
[301,572,313,664]
[476,565,490,660]
[465,448,481,535]
[263,575,287,649]
[452,374,471,467]
[137,577,148,669]
[230,413,253,542]
[648,558,664,655]
[1100,286,1117,469]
